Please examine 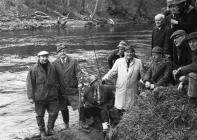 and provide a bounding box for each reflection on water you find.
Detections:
[0,23,152,139]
